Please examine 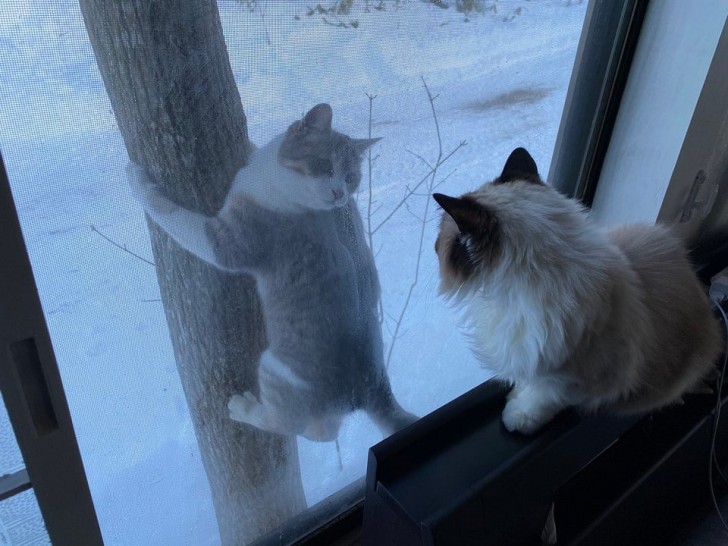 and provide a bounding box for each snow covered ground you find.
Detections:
[0,1,586,544]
